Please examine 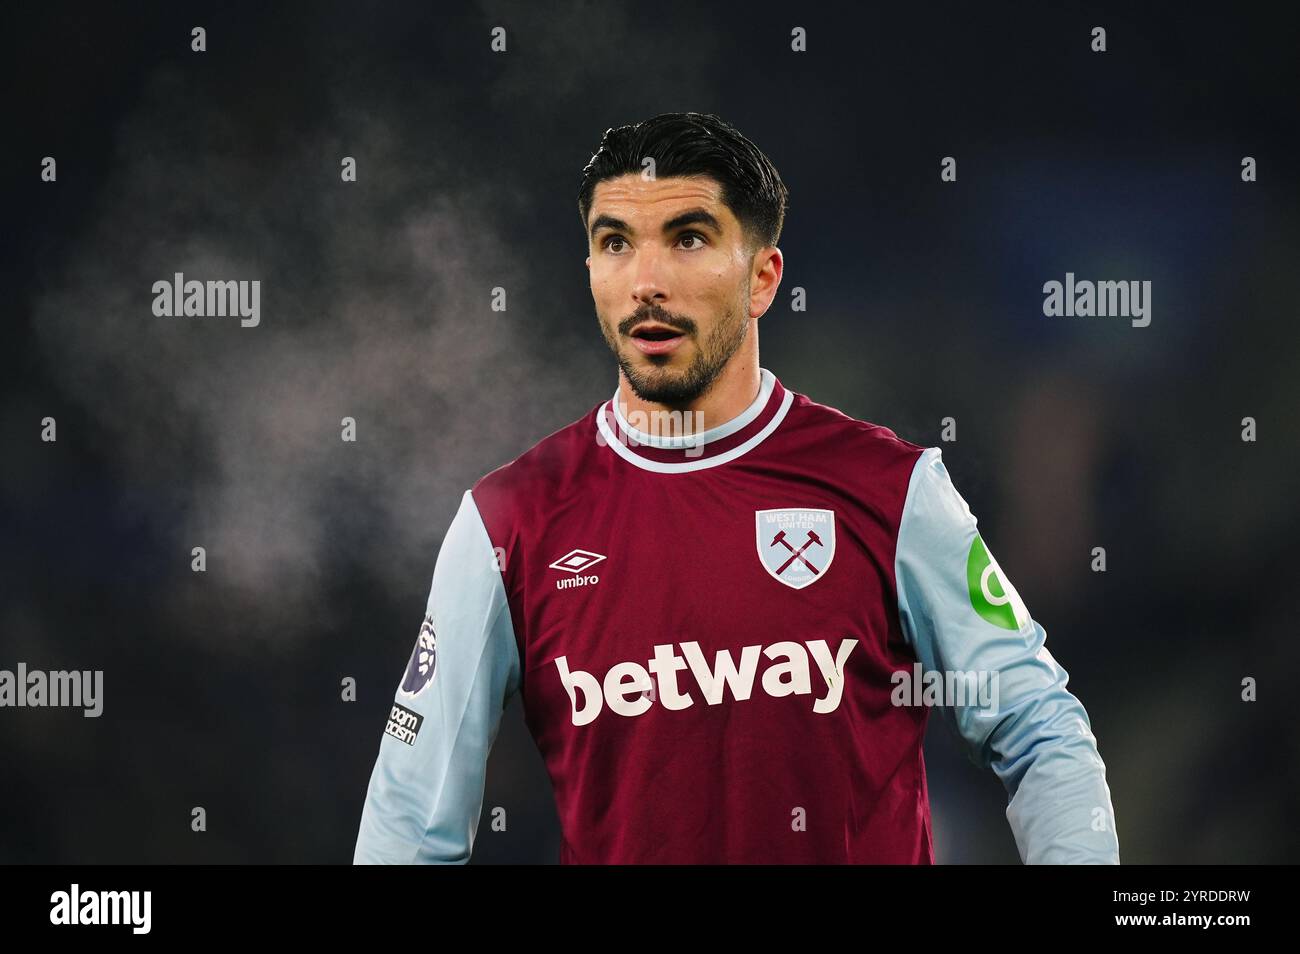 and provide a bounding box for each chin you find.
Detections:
[627,367,709,405]
[627,354,683,380]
